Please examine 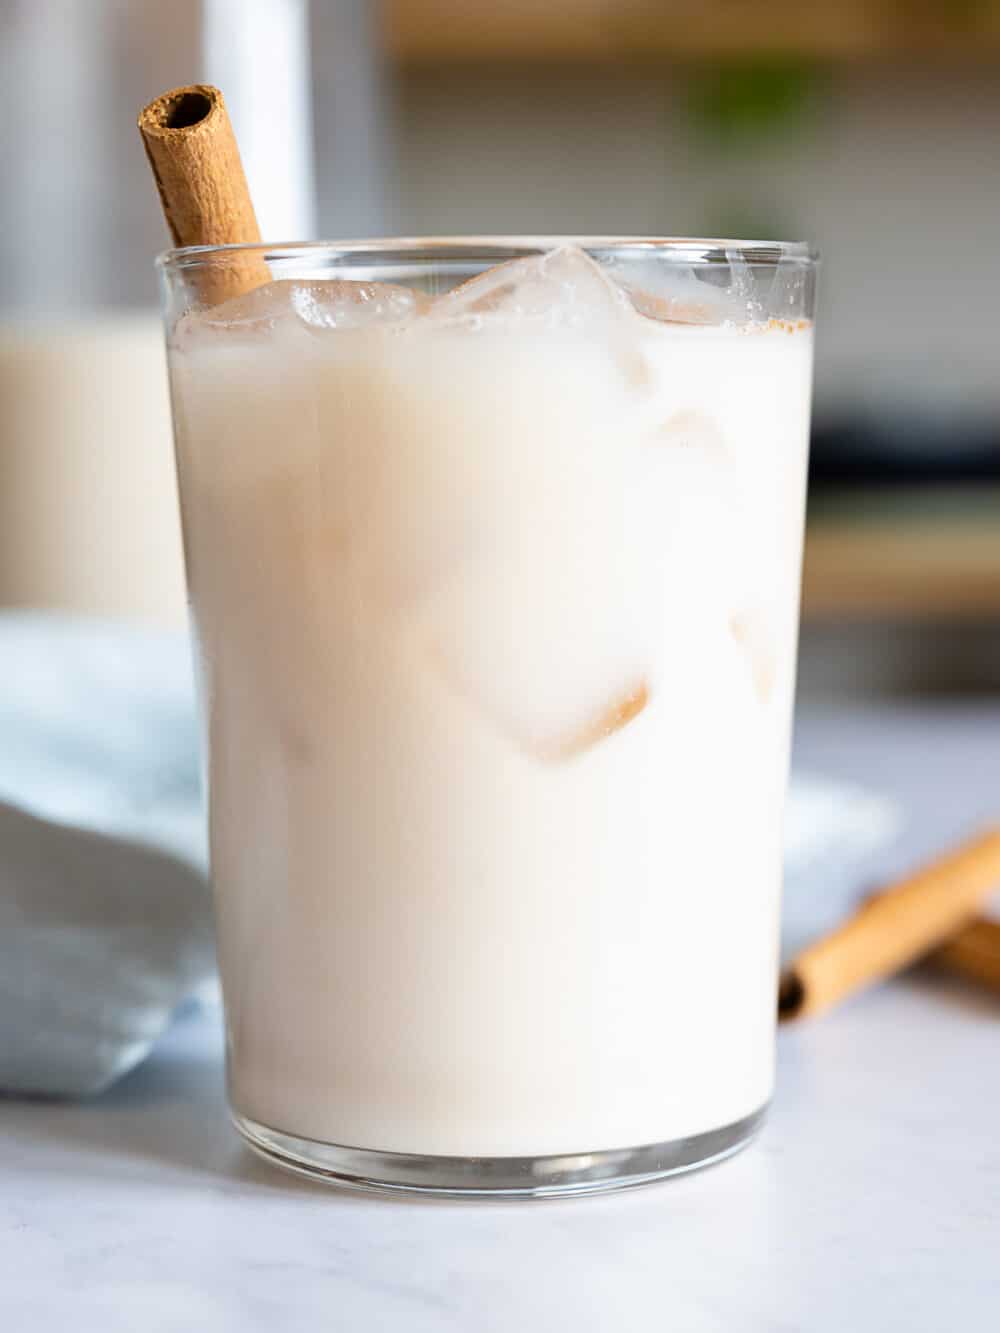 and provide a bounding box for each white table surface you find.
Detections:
[3,704,1000,1331]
